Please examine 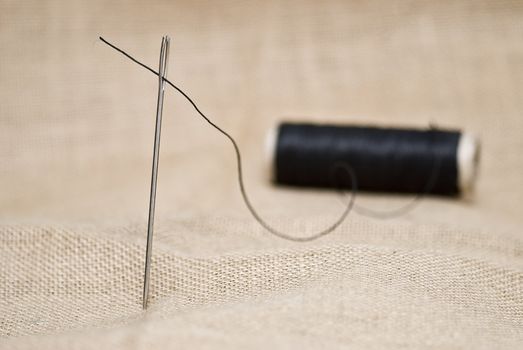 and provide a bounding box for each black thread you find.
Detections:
[275,123,458,195]
[99,37,357,242]
[273,123,461,218]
